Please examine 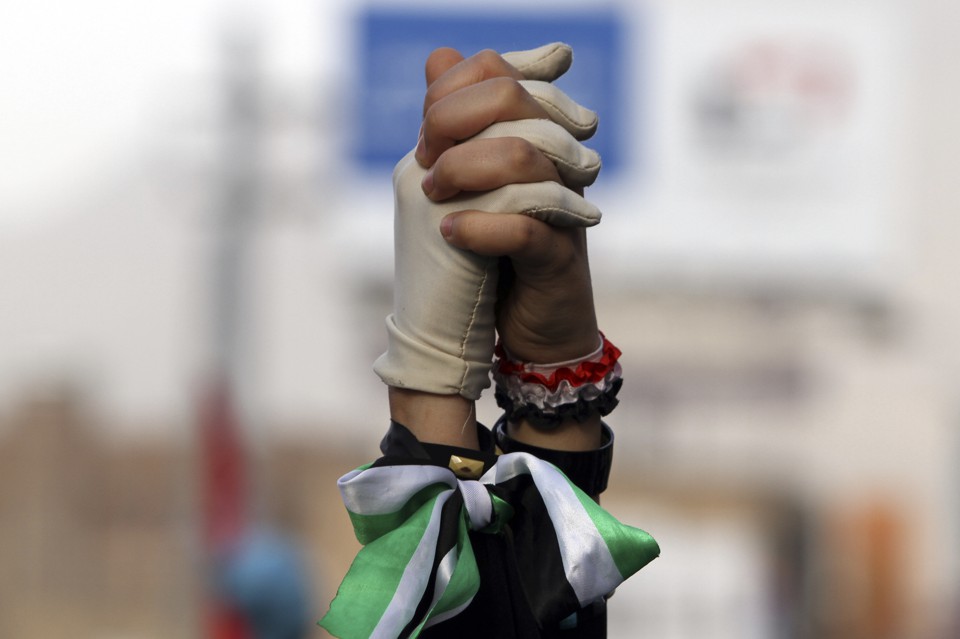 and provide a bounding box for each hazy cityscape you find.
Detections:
[2,1,959,637]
